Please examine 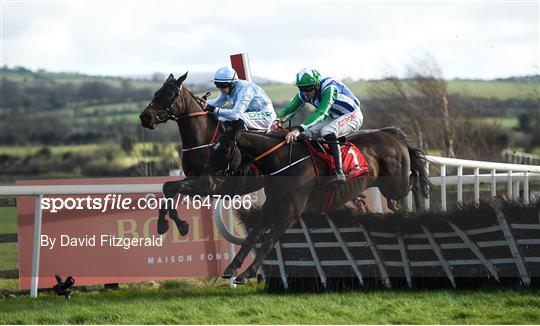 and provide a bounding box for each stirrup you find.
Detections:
[323,171,347,185]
